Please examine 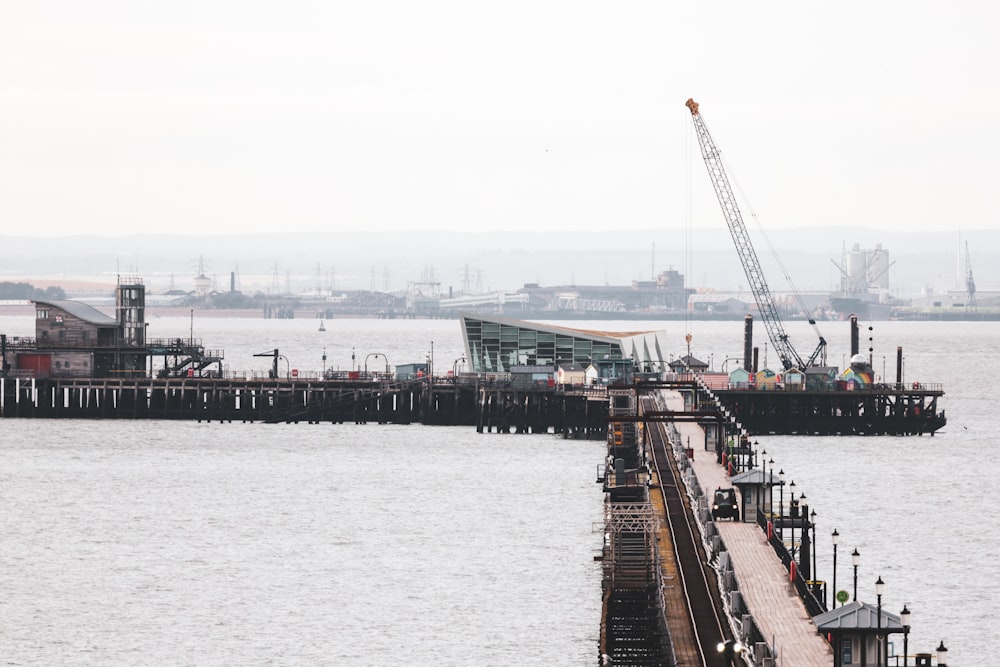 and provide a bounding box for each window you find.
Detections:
[840,637,853,664]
